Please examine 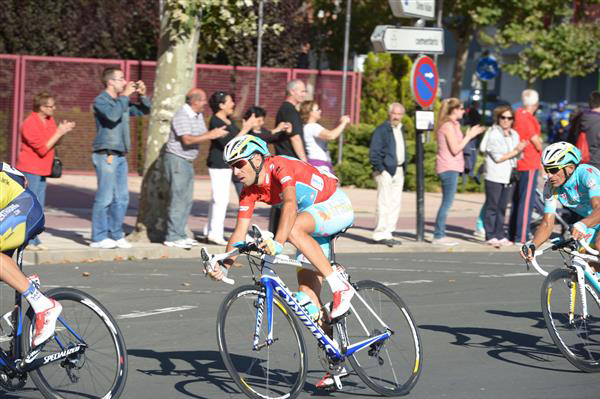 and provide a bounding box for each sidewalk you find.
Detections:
[24,174,517,265]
